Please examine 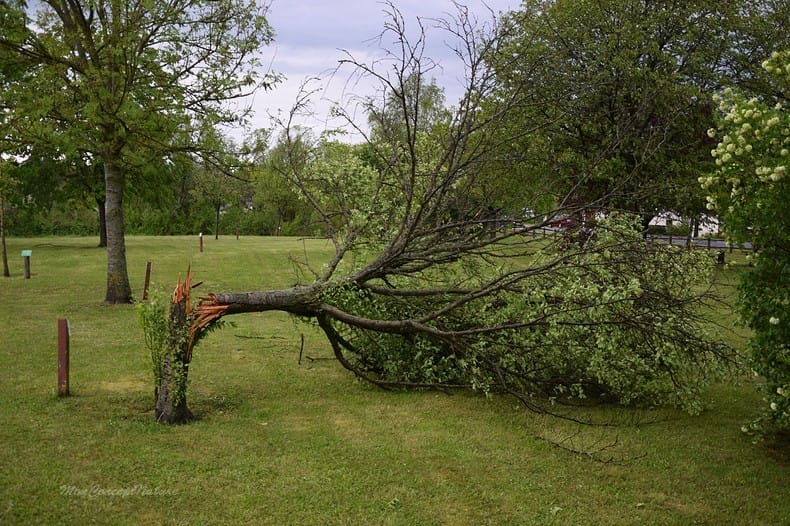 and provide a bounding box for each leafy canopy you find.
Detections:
[488,0,788,222]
